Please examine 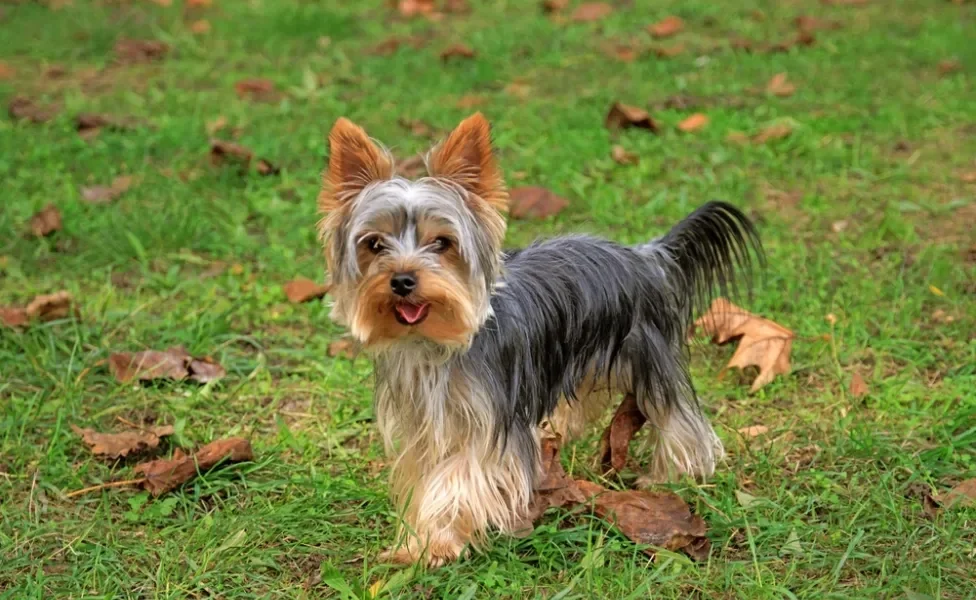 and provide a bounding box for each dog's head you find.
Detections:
[318,113,508,352]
